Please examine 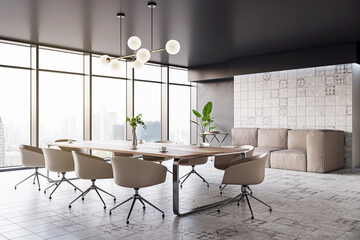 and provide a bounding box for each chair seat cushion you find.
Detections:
[254,147,282,168]
[270,149,307,171]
